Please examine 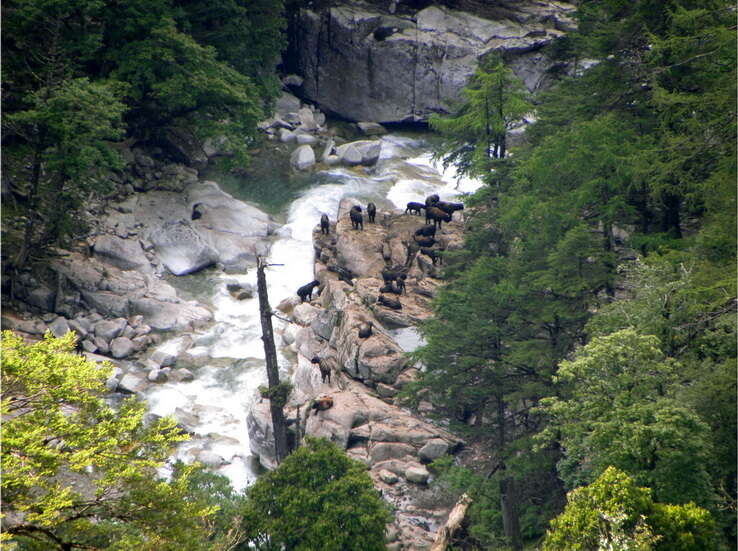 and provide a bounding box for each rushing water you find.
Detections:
[144,134,483,491]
